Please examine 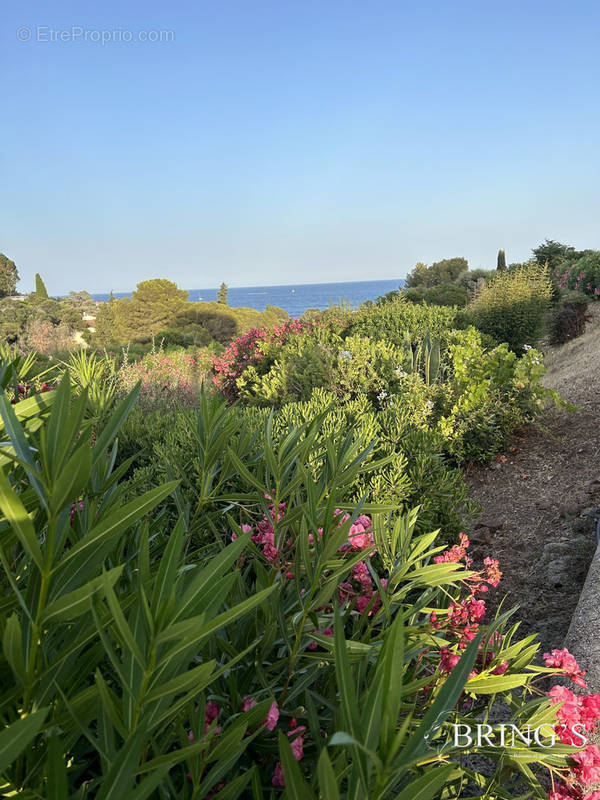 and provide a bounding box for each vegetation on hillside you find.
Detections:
[1,242,599,796]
